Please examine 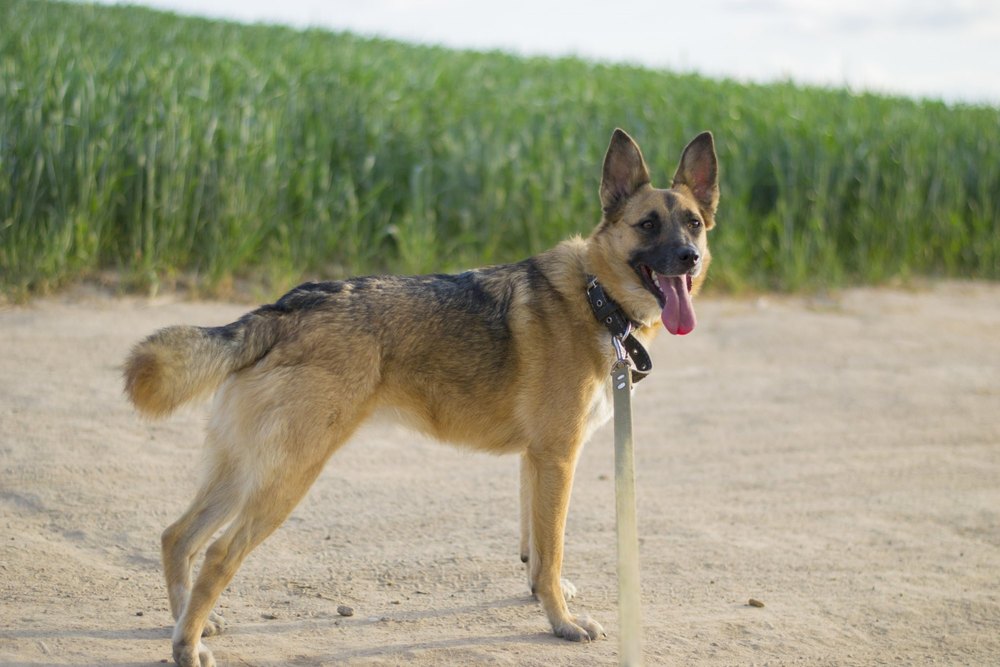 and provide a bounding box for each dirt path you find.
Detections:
[2,282,998,666]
